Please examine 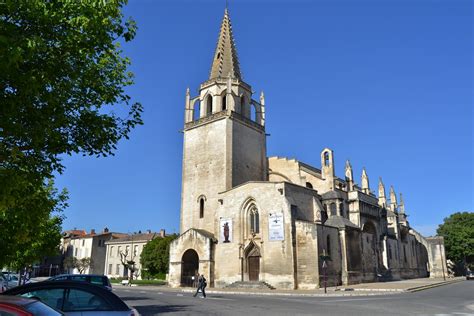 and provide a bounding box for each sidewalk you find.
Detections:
[121,277,463,297]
